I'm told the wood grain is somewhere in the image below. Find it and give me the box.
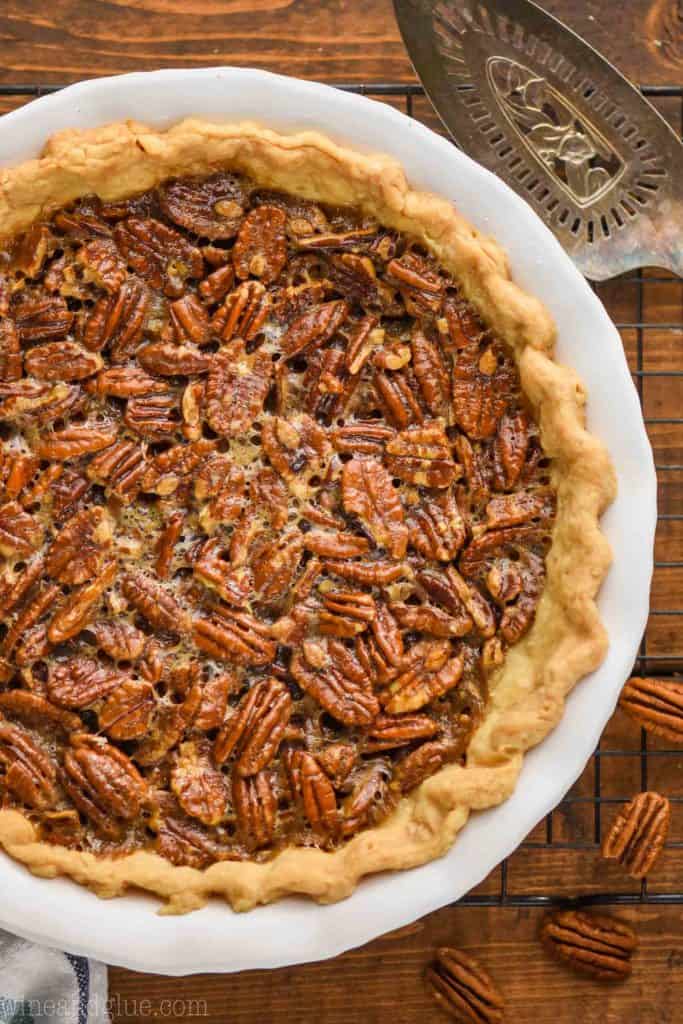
[3,1,681,1019]
[109,904,683,1023]
[0,0,679,96]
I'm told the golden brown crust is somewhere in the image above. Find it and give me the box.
[0,119,616,913]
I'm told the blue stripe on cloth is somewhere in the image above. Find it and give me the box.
[65,955,89,1024]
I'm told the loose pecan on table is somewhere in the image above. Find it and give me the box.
[540,909,637,981]
[425,947,505,1024]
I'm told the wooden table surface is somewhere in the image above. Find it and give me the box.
[1,2,682,1021]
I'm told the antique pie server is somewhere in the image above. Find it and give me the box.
[393,0,683,280]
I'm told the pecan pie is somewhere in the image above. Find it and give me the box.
[0,121,615,912]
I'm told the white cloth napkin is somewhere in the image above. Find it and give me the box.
[0,932,109,1024]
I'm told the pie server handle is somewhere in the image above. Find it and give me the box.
[393,0,683,281]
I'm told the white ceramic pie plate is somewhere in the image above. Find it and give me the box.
[0,68,656,974]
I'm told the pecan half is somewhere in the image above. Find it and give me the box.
[341,457,408,558]
[385,423,459,488]
[492,409,530,489]
[42,469,89,522]
[211,281,270,342]
[292,640,379,726]
[408,491,466,562]
[365,713,439,752]
[3,453,41,503]
[386,251,445,316]
[381,644,463,714]
[86,439,146,503]
[319,589,376,638]
[0,691,80,733]
[195,456,245,533]
[205,341,273,437]
[297,226,378,251]
[14,224,52,279]
[301,346,355,423]
[411,327,450,415]
[498,551,545,645]
[485,489,555,530]
[286,749,339,839]
[2,581,59,657]
[316,743,357,787]
[281,299,349,359]
[169,293,211,345]
[138,340,211,377]
[394,739,452,793]
[12,293,73,342]
[425,948,504,1024]
[155,512,183,579]
[193,607,276,667]
[330,255,379,308]
[99,678,155,741]
[344,314,381,373]
[141,438,215,497]
[419,567,496,639]
[120,571,191,635]
[452,344,513,440]
[232,772,277,850]
[171,739,228,826]
[62,735,147,838]
[198,266,235,306]
[214,677,291,775]
[374,368,424,428]
[252,532,304,603]
[0,319,22,381]
[194,672,237,732]
[232,204,287,284]
[323,558,407,587]
[36,425,117,461]
[124,392,180,440]
[91,620,147,662]
[76,236,127,292]
[459,524,543,579]
[160,173,247,239]
[0,555,44,617]
[253,189,329,237]
[83,279,149,360]
[341,764,392,837]
[0,380,73,422]
[0,500,43,557]
[113,217,203,297]
[87,365,168,398]
[541,910,637,981]
[181,378,204,439]
[47,562,116,643]
[618,677,683,742]
[602,791,670,878]
[390,601,472,639]
[0,721,58,810]
[46,507,113,584]
[14,622,52,666]
[47,655,127,708]
[332,422,395,457]
[154,801,223,869]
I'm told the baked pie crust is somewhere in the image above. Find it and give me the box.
[0,120,615,913]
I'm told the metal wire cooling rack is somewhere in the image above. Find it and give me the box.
[0,79,681,909]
